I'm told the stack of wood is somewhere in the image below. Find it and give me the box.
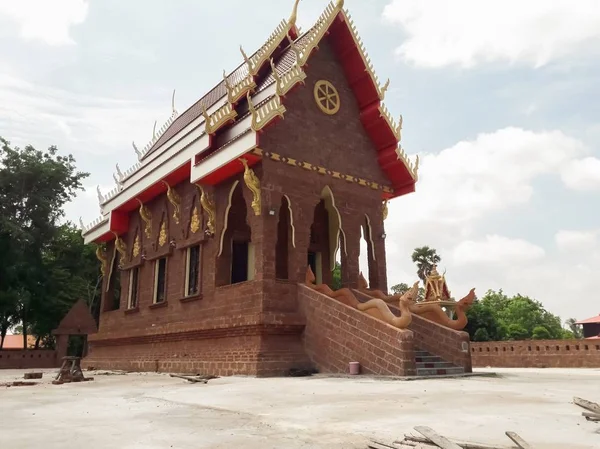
[573,396,600,422]
[53,356,93,385]
[169,373,219,384]
[368,426,532,449]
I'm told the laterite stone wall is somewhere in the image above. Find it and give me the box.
[471,340,600,368]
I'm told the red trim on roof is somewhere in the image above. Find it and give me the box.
[327,12,415,199]
[576,314,600,325]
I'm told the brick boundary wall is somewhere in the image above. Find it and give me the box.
[0,349,59,369]
[298,285,416,376]
[408,315,472,373]
[471,339,600,368]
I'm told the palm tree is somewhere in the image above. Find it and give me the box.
[411,246,441,283]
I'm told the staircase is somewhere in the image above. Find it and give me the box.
[415,349,465,377]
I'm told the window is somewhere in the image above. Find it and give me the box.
[185,245,201,297]
[153,258,167,303]
[128,267,139,309]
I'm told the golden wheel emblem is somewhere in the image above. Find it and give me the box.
[314,80,340,115]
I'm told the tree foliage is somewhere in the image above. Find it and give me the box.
[0,137,97,349]
[465,289,578,342]
[390,282,425,301]
[411,246,441,283]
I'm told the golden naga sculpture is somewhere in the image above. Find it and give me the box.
[162,181,181,224]
[196,184,216,235]
[239,158,261,216]
[113,233,127,267]
[304,266,414,330]
[95,245,107,276]
[136,199,152,238]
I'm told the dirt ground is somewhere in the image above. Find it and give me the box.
[0,367,598,448]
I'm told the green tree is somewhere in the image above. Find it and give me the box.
[564,318,583,339]
[465,300,504,341]
[473,328,491,342]
[390,283,425,300]
[0,137,89,348]
[532,326,551,340]
[332,262,342,290]
[411,246,441,283]
[506,323,529,340]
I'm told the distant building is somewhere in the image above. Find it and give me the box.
[576,314,600,339]
[2,335,37,349]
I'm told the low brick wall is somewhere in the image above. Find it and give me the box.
[298,285,416,376]
[408,315,472,373]
[471,340,600,368]
[0,349,59,369]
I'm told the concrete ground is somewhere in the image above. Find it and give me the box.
[0,368,598,448]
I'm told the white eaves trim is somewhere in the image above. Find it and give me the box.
[84,220,110,244]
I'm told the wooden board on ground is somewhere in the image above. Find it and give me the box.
[505,432,532,449]
[573,396,600,414]
[169,374,208,383]
[582,412,600,422]
[414,426,463,449]
[399,435,515,449]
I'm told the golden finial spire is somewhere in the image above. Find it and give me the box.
[336,0,344,9]
[288,0,301,27]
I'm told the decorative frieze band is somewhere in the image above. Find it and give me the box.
[251,148,394,194]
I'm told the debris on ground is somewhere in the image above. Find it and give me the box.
[1,381,39,387]
[53,356,94,385]
[92,370,128,376]
[169,373,219,384]
[287,367,319,377]
[573,396,600,422]
[369,426,531,449]
[24,372,43,379]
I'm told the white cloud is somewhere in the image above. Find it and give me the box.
[382,0,600,68]
[383,127,596,319]
[555,230,598,253]
[0,0,88,45]
[561,157,600,191]
[452,235,545,266]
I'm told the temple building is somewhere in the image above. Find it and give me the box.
[81,0,473,377]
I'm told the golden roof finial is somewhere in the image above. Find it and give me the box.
[397,114,403,142]
[152,120,157,141]
[336,0,344,9]
[240,45,253,73]
[288,0,301,27]
[171,89,177,114]
[379,79,390,100]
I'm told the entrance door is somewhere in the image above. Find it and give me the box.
[231,241,249,284]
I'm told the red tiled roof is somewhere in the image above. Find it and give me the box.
[1,335,36,349]
[144,29,313,160]
[576,314,600,325]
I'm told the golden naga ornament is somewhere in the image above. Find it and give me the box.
[113,233,128,267]
[136,199,152,238]
[162,181,181,224]
[132,235,140,258]
[196,184,216,235]
[158,221,167,247]
[96,246,108,276]
[190,206,201,234]
[314,80,340,115]
[382,200,388,221]
[239,158,261,216]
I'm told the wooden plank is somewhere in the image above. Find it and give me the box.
[400,435,512,449]
[505,432,532,449]
[368,442,399,449]
[168,374,208,383]
[573,396,600,414]
[414,426,463,449]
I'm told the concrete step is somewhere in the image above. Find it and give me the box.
[416,361,455,369]
[416,366,465,376]
[415,355,444,363]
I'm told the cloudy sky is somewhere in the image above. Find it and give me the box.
[1,0,599,321]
